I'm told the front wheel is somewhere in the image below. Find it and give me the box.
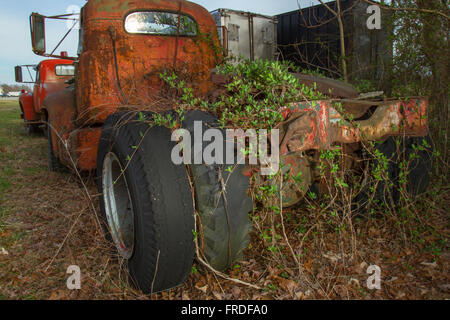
[46,119,63,172]
[97,112,195,294]
[25,123,40,135]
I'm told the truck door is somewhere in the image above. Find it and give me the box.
[32,63,42,114]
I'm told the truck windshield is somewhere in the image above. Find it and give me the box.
[124,11,197,36]
[55,65,75,76]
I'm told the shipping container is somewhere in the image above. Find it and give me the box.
[276,0,392,88]
[211,8,278,61]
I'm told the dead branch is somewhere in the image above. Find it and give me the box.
[362,0,450,20]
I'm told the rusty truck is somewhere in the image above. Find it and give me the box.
[15,58,75,134]
[28,0,432,293]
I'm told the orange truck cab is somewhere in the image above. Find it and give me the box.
[15,58,75,132]
[28,0,219,170]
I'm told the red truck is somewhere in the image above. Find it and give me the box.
[26,0,432,294]
[15,58,75,133]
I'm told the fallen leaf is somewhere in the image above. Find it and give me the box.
[267,266,280,278]
[441,252,450,261]
[231,286,241,299]
[348,278,360,287]
[437,284,450,292]
[49,290,67,300]
[420,261,437,268]
[278,278,297,295]
[396,292,406,299]
[303,259,313,273]
[0,247,8,255]
[385,277,398,283]
[295,291,305,300]
[252,270,262,278]
[182,291,190,300]
[323,251,342,263]
[252,294,263,300]
[212,292,223,300]
[360,261,368,271]
[419,288,429,296]
[369,227,380,236]
[305,290,313,298]
[195,284,208,294]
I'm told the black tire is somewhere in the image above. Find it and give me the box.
[183,111,253,271]
[398,136,433,197]
[47,120,63,172]
[97,112,195,294]
[353,138,398,217]
[25,124,40,135]
[355,136,433,215]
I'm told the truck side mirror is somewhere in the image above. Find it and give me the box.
[15,66,23,83]
[30,13,46,55]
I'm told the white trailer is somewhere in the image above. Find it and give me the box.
[210,8,278,61]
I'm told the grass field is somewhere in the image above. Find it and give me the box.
[0,100,448,300]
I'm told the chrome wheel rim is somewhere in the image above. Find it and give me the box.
[102,152,135,259]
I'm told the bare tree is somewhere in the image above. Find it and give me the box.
[318,0,349,82]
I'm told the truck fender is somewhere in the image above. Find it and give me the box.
[19,92,37,121]
[41,87,77,161]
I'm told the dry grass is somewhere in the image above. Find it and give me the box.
[0,101,448,300]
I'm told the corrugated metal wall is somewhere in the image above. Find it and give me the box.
[277,0,392,89]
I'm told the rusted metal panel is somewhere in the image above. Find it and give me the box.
[66,128,102,171]
[43,86,78,162]
[279,98,429,155]
[332,98,429,144]
[292,73,359,99]
[279,153,312,207]
[77,0,222,125]
[19,92,36,121]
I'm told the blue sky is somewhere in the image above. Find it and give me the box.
[0,0,328,84]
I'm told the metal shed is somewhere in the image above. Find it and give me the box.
[211,8,278,61]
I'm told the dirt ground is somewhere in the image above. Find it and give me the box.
[0,101,448,300]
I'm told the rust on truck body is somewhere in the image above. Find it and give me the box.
[276,97,428,206]
[37,0,221,171]
[279,98,429,156]
[76,0,221,125]
[30,0,429,177]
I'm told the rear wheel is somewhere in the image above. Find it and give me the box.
[183,111,253,271]
[398,136,433,197]
[355,136,433,215]
[97,112,195,293]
